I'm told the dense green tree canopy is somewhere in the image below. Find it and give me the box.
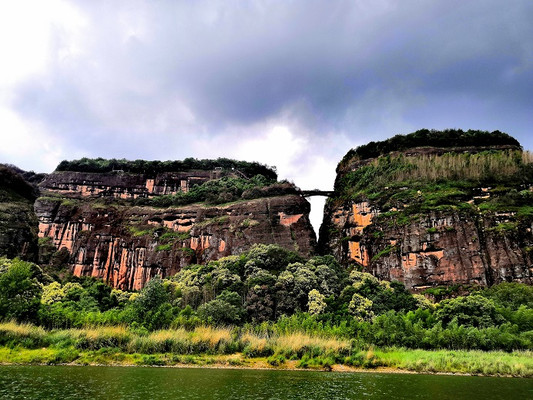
[56,157,277,180]
[1,245,532,352]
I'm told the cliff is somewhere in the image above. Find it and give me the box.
[0,164,39,261]
[319,129,533,290]
[35,160,316,290]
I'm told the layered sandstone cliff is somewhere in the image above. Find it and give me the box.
[319,130,533,290]
[39,169,222,200]
[35,163,315,290]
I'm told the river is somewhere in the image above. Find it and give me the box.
[0,366,531,399]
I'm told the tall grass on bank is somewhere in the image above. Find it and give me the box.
[241,330,351,359]
[0,321,350,359]
[375,348,533,377]
[1,322,532,376]
[0,321,47,348]
[129,327,236,354]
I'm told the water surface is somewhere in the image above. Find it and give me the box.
[0,366,531,399]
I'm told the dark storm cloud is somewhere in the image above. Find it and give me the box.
[7,0,533,165]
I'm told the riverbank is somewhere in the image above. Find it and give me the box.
[0,347,531,377]
[1,322,531,377]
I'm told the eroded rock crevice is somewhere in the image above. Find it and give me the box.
[35,168,316,290]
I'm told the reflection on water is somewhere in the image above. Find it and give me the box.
[0,366,531,400]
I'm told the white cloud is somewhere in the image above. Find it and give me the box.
[234,126,305,179]
[0,0,86,87]
[0,0,86,171]
[0,108,64,172]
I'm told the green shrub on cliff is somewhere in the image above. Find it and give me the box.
[337,151,531,199]
[133,175,295,207]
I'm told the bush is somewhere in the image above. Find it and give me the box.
[482,282,533,310]
[0,259,43,323]
[198,298,243,325]
[435,294,505,328]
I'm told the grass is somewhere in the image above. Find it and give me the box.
[0,321,47,347]
[179,247,195,256]
[485,222,519,234]
[128,225,155,237]
[155,243,173,252]
[374,348,533,376]
[160,231,190,241]
[0,322,531,376]
[241,331,351,359]
[240,218,260,228]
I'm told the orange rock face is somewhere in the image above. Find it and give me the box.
[320,196,533,290]
[38,170,220,200]
[351,202,375,233]
[35,177,316,290]
[278,212,303,226]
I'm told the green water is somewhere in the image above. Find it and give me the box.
[0,366,531,399]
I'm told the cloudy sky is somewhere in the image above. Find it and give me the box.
[1,0,532,230]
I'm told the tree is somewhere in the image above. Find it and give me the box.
[41,282,66,305]
[198,291,244,325]
[482,282,533,310]
[308,289,326,315]
[128,276,174,330]
[134,276,170,314]
[246,285,274,322]
[349,293,374,322]
[211,267,242,294]
[85,280,117,311]
[246,244,302,273]
[0,258,43,322]
[435,294,505,328]
[275,270,297,316]
[291,263,318,310]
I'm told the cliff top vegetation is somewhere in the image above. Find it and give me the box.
[338,129,521,171]
[333,130,533,215]
[332,149,533,225]
[55,157,278,181]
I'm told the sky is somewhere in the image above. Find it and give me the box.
[1,0,532,231]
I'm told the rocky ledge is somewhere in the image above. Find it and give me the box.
[319,130,533,290]
[35,161,316,289]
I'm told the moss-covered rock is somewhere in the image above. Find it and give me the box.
[0,165,38,261]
